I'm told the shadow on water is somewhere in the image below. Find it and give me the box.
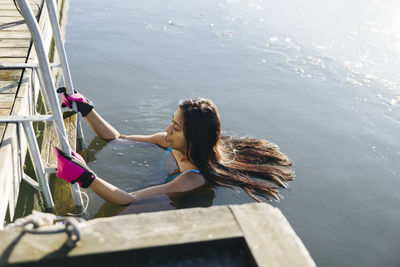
[94,184,215,218]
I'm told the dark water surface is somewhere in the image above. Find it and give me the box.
[61,0,400,266]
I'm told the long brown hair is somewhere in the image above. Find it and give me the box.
[179,98,294,201]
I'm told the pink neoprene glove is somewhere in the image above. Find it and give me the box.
[57,87,94,117]
[54,147,96,188]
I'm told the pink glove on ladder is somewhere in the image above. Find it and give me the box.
[54,147,96,188]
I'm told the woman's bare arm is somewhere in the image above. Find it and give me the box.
[89,177,135,205]
[119,132,168,148]
[84,110,168,147]
[85,110,120,140]
[88,172,206,205]
[129,173,206,200]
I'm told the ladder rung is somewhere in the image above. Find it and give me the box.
[0,63,61,69]
[45,167,57,173]
[0,115,53,123]
[22,174,41,191]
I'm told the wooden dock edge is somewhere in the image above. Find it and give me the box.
[0,203,316,267]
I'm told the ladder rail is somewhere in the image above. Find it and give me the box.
[14,0,84,212]
[16,123,41,192]
[0,63,61,69]
[44,0,86,207]
[0,115,53,123]
[22,121,55,212]
[15,0,70,154]
[44,0,74,94]
[45,0,85,142]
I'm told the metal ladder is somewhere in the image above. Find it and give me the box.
[0,0,84,213]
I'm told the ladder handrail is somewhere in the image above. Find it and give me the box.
[45,0,85,142]
[16,0,70,154]
[0,63,61,69]
[45,0,74,95]
[0,115,53,123]
[14,0,84,212]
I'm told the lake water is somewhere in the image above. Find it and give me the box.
[58,0,400,266]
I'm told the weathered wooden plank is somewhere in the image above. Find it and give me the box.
[0,69,22,81]
[10,71,31,110]
[230,204,316,267]
[0,39,30,48]
[0,123,5,139]
[0,93,15,109]
[0,57,27,63]
[8,97,21,114]
[0,1,40,9]
[0,6,39,13]
[0,205,243,264]
[0,84,26,221]
[0,0,41,4]
[0,81,19,94]
[0,109,11,116]
[0,47,30,57]
[0,10,22,17]
[0,105,12,113]
[0,16,25,23]
[0,0,41,2]
[0,7,39,13]
[0,93,16,101]
[0,129,14,224]
[0,203,316,266]
[0,4,18,9]
[1,122,22,221]
[79,206,242,254]
[6,68,32,220]
[0,24,28,31]
[0,30,31,38]
[0,22,28,31]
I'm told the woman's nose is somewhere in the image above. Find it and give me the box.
[165,125,171,134]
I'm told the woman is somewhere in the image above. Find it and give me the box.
[55,88,294,205]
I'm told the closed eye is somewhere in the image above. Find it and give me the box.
[169,119,180,132]
[171,115,183,130]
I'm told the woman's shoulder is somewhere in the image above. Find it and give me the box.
[179,170,206,185]
[168,170,206,191]
[151,132,169,148]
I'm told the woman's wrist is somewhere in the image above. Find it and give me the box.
[128,192,137,202]
[119,134,127,139]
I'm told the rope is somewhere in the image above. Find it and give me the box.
[5,210,84,247]
[63,191,90,217]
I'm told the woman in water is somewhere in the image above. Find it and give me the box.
[55,88,294,205]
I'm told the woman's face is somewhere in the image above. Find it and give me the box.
[165,108,187,153]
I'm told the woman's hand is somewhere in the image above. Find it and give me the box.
[54,147,96,188]
[57,87,94,117]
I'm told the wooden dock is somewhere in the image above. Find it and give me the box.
[0,203,316,266]
[0,0,73,227]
